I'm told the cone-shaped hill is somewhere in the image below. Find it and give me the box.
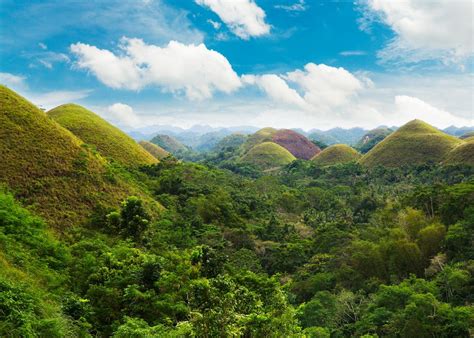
[240,127,277,153]
[150,134,188,154]
[240,142,296,170]
[360,120,462,167]
[0,86,159,227]
[48,104,157,166]
[312,144,361,166]
[444,138,474,166]
[272,129,321,160]
[139,141,169,160]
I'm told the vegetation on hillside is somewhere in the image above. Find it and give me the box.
[272,129,321,160]
[312,144,361,166]
[360,120,462,167]
[150,134,189,155]
[444,138,474,165]
[139,141,169,160]
[355,127,392,153]
[48,104,157,167]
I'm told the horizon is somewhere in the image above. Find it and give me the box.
[1,0,473,130]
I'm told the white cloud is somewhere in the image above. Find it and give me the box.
[70,37,242,100]
[207,19,221,30]
[0,72,27,89]
[285,63,365,110]
[36,51,70,69]
[361,0,474,65]
[340,50,366,56]
[196,0,270,39]
[393,95,470,128]
[106,103,141,127]
[274,0,307,12]
[38,42,47,50]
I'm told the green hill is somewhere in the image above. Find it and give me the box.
[444,138,474,166]
[355,127,392,154]
[0,86,161,227]
[312,144,361,166]
[240,141,296,170]
[150,134,188,154]
[240,127,277,154]
[460,131,474,139]
[360,120,462,167]
[48,104,157,166]
[139,141,169,160]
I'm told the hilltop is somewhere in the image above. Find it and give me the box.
[139,141,169,160]
[240,127,277,154]
[355,127,392,154]
[150,134,189,154]
[0,86,159,227]
[312,144,361,166]
[272,129,321,160]
[360,120,462,167]
[48,104,157,166]
[240,141,296,170]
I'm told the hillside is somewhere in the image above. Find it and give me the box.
[360,120,462,167]
[355,127,392,153]
[240,141,296,170]
[0,86,158,227]
[312,144,361,166]
[240,127,277,154]
[272,129,321,160]
[150,134,189,154]
[460,131,474,139]
[444,138,474,165]
[139,141,169,160]
[48,104,156,166]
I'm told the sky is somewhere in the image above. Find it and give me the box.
[0,0,473,130]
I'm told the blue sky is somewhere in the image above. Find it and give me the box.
[1,0,473,130]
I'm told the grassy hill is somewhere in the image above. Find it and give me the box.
[0,86,160,227]
[272,129,321,160]
[460,131,474,139]
[360,120,462,167]
[444,138,474,166]
[139,141,169,160]
[240,141,296,170]
[48,104,157,166]
[312,144,361,166]
[150,134,188,154]
[355,127,392,154]
[240,127,277,154]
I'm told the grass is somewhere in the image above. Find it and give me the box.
[271,129,320,160]
[240,127,277,154]
[48,104,157,167]
[312,144,361,166]
[0,86,161,228]
[150,134,188,154]
[444,138,474,165]
[360,120,462,168]
[240,141,296,169]
[139,141,169,160]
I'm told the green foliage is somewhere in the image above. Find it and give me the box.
[139,140,169,160]
[240,141,296,170]
[312,144,361,166]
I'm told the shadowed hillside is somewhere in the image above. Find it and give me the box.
[360,120,462,167]
[240,127,277,154]
[0,86,159,227]
[139,140,169,160]
[356,127,392,154]
[48,104,157,166]
[444,138,474,165]
[312,144,361,166]
[150,134,189,154]
[272,129,321,160]
[240,141,296,170]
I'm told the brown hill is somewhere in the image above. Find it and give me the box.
[272,129,321,160]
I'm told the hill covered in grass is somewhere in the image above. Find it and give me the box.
[272,129,321,160]
[150,134,189,154]
[312,144,361,166]
[356,127,392,153]
[444,138,474,166]
[48,104,157,166]
[139,141,169,160]
[240,141,296,170]
[0,86,159,227]
[360,120,462,167]
[240,127,277,154]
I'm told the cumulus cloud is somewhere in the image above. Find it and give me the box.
[196,0,270,39]
[393,95,471,128]
[70,37,242,100]
[106,103,141,127]
[360,0,474,65]
[29,90,91,109]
